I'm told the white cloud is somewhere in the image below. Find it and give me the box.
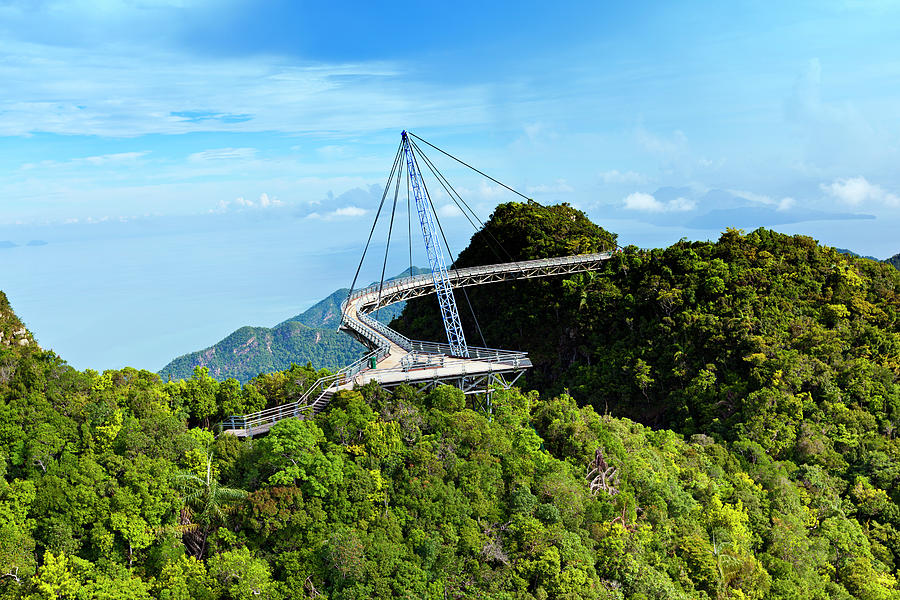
[258,193,281,208]
[526,179,574,194]
[307,205,369,220]
[622,192,697,213]
[188,148,257,162]
[784,59,891,172]
[0,36,503,138]
[635,126,688,157]
[598,170,646,184]
[730,189,774,205]
[333,206,366,217]
[437,203,463,218]
[669,197,698,211]
[729,189,798,212]
[79,151,149,166]
[478,181,506,199]
[316,145,349,158]
[821,176,899,207]
[777,197,795,211]
[623,192,661,211]
[216,193,282,212]
[21,151,150,170]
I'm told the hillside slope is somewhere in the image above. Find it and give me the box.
[159,268,423,382]
[158,321,362,383]
[0,290,38,352]
[3,213,900,596]
[395,203,900,441]
[396,201,900,589]
[888,252,900,270]
[1,291,899,597]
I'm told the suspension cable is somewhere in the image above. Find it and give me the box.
[409,131,533,202]
[350,133,530,344]
[376,155,403,320]
[408,143,489,347]
[409,137,518,266]
[345,141,403,311]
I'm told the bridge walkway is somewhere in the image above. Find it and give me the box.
[219,250,616,437]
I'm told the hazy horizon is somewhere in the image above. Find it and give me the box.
[3,0,900,370]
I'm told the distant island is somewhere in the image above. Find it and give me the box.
[0,239,48,248]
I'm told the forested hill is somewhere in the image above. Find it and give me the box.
[158,268,425,382]
[0,291,38,352]
[889,252,900,270]
[3,204,900,597]
[3,286,900,598]
[395,202,900,441]
[158,321,362,383]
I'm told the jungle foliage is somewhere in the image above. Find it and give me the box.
[3,341,900,598]
[1,202,899,598]
[887,253,900,271]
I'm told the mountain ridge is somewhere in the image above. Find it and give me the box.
[2,203,900,598]
[159,267,427,382]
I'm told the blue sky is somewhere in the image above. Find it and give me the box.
[2,0,900,370]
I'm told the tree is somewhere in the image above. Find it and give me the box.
[207,547,280,600]
[172,452,246,558]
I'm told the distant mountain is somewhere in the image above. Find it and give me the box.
[276,265,428,329]
[834,247,899,269]
[158,321,363,383]
[159,266,428,383]
[0,240,48,248]
[834,247,879,261]
[277,286,407,330]
[887,252,900,270]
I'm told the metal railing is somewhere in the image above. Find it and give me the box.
[355,310,527,363]
[357,310,411,350]
[346,250,617,304]
[219,252,619,434]
[219,341,529,435]
[219,341,391,434]
[401,351,445,371]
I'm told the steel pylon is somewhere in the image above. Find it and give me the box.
[401,131,469,358]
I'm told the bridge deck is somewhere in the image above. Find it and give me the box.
[219,250,615,437]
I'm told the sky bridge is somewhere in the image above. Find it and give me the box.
[219,251,615,437]
[219,132,617,437]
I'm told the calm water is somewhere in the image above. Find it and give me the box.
[1,209,893,372]
[0,213,399,371]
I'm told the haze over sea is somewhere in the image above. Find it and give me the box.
[2,205,894,372]
[3,1,900,371]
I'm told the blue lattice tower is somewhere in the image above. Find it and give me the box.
[401,131,469,357]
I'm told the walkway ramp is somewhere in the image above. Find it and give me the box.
[219,251,615,437]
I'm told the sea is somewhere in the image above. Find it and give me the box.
[1,208,893,373]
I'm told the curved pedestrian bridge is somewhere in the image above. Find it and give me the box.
[220,251,616,437]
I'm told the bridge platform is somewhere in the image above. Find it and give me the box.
[219,251,615,437]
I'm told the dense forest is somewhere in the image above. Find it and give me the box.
[888,253,900,271]
[2,202,900,598]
